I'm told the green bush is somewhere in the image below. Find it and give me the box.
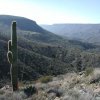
[39,76,53,83]
[0,90,5,95]
[84,67,94,76]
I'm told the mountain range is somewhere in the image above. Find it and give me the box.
[41,24,100,45]
[0,15,100,85]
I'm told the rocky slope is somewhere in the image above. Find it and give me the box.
[0,68,100,100]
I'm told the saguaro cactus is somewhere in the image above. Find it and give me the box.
[7,21,18,91]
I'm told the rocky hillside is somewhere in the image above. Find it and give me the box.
[0,68,100,100]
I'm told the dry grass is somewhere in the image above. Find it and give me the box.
[38,76,53,83]
[84,67,94,76]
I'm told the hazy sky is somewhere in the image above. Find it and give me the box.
[0,0,100,24]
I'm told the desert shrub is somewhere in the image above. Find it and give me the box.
[38,76,53,83]
[18,81,25,87]
[84,67,94,76]
[47,88,63,97]
[89,69,100,84]
[0,91,27,100]
[66,88,96,100]
[0,90,5,95]
[32,91,48,100]
[24,86,37,97]
[68,77,80,89]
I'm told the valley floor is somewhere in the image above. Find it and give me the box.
[0,68,100,100]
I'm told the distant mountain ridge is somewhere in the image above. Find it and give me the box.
[41,24,100,45]
[0,15,64,43]
[0,15,48,33]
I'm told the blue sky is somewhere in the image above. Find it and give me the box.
[0,0,100,24]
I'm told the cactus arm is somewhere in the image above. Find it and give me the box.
[8,40,12,51]
[7,51,13,63]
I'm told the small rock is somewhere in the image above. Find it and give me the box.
[54,97,60,100]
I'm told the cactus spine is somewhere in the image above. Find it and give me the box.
[7,21,18,91]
